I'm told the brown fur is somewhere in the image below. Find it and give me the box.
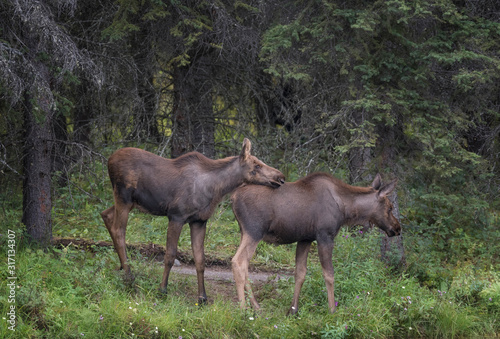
[231,173,401,315]
[101,139,285,303]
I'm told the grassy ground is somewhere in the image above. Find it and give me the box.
[0,176,499,338]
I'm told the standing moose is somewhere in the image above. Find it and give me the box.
[231,172,401,315]
[101,139,285,303]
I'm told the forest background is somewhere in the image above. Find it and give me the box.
[0,0,499,338]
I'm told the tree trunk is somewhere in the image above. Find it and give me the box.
[22,71,55,247]
[53,107,68,187]
[349,146,373,183]
[348,110,373,184]
[348,110,375,233]
[171,65,192,158]
[348,112,406,267]
[377,125,406,268]
[73,80,93,147]
[171,55,214,158]
[130,25,161,142]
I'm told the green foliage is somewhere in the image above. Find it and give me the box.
[260,0,500,220]
[321,322,349,339]
[102,0,170,41]
[403,172,498,272]
[479,282,500,315]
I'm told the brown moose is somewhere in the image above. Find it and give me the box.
[231,172,401,315]
[101,139,285,303]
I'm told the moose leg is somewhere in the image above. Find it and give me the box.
[101,204,134,282]
[231,234,261,310]
[317,239,336,313]
[190,221,208,304]
[160,220,184,294]
[287,241,312,316]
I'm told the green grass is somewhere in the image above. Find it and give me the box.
[0,172,499,338]
[1,217,498,338]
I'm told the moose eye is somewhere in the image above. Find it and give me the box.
[255,164,261,170]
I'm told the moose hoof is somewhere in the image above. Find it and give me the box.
[286,306,299,316]
[197,296,208,305]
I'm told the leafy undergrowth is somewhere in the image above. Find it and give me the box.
[1,221,498,338]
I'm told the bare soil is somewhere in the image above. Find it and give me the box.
[52,237,293,303]
[52,237,292,284]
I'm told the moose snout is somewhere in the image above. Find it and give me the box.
[270,174,285,188]
[386,230,397,237]
[387,225,401,237]
[276,173,286,186]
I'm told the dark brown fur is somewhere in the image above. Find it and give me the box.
[231,173,401,315]
[101,139,284,303]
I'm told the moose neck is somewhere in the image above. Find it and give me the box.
[340,189,375,227]
[206,156,246,198]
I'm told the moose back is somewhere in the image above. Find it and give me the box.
[101,139,285,303]
[231,172,401,315]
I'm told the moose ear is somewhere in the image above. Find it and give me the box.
[240,138,252,162]
[371,173,382,190]
[377,179,397,198]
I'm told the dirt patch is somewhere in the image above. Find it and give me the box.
[171,263,290,283]
[53,237,231,266]
[52,237,293,306]
[52,237,292,283]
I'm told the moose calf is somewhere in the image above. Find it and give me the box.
[231,173,401,315]
[101,139,285,303]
